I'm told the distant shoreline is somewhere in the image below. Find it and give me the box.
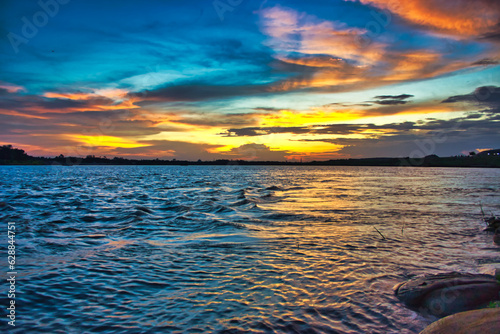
[2,145,500,168]
[2,158,500,168]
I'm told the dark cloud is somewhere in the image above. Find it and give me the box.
[374,94,414,100]
[372,94,414,105]
[442,86,500,112]
[295,115,500,158]
[253,107,285,112]
[222,122,417,137]
[471,58,500,66]
[324,102,373,107]
[479,22,500,41]
[222,126,310,137]
[134,82,273,102]
[465,113,484,119]
[170,112,263,127]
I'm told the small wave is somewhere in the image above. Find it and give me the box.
[265,185,282,191]
[161,204,191,213]
[0,202,14,211]
[81,215,99,222]
[213,205,235,214]
[78,234,107,239]
[135,205,154,214]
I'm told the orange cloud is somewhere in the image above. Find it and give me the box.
[42,88,140,112]
[0,109,49,119]
[354,0,500,36]
[43,92,96,100]
[260,6,484,93]
[384,51,441,81]
[44,89,129,101]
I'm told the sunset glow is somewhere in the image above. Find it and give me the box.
[1,0,499,160]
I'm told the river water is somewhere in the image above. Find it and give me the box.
[0,165,499,333]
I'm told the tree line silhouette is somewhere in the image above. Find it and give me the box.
[1,144,499,167]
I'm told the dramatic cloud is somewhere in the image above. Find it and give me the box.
[259,5,384,90]
[352,0,500,36]
[1,1,499,160]
[261,6,384,64]
[258,6,481,93]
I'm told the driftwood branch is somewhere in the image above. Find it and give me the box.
[373,226,386,240]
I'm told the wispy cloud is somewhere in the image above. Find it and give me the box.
[0,82,25,93]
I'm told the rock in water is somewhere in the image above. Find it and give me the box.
[419,308,500,334]
[494,229,500,245]
[394,272,500,317]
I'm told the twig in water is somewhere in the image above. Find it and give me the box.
[373,226,386,240]
[480,202,485,220]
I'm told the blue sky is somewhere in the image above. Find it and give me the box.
[1,0,499,160]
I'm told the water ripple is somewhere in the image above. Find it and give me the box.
[0,165,499,333]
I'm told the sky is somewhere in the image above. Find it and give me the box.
[1,0,499,161]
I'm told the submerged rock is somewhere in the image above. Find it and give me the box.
[394,272,500,317]
[419,307,500,334]
[485,216,500,232]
